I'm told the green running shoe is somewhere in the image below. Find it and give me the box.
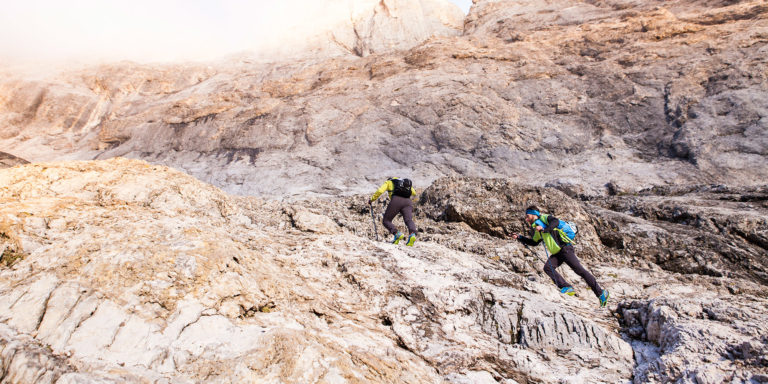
[560,287,575,296]
[392,232,405,244]
[406,233,416,246]
[599,290,610,307]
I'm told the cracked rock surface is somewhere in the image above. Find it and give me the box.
[1,1,767,382]
[1,159,766,383]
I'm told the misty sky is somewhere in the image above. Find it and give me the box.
[450,0,472,13]
[0,0,472,65]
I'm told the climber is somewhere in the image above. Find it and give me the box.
[511,205,610,307]
[370,177,418,246]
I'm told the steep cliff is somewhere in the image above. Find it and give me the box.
[0,0,765,197]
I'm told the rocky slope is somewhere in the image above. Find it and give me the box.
[1,159,767,383]
[1,0,766,197]
[1,1,767,382]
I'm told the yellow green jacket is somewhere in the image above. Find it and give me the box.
[518,214,571,255]
[531,228,563,255]
[370,178,417,202]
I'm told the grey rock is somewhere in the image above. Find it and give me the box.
[0,0,766,198]
[618,297,768,384]
[0,152,28,168]
[1,0,767,382]
[588,186,768,284]
[0,159,642,383]
[1,160,767,382]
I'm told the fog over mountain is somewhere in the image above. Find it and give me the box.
[1,1,767,383]
[0,0,464,65]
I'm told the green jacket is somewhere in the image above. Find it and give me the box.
[522,214,571,255]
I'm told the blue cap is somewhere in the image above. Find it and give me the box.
[525,209,540,216]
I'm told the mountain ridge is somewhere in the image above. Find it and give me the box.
[1,0,765,198]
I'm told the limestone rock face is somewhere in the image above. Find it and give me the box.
[414,176,768,383]
[1,1,767,382]
[286,206,341,234]
[418,177,768,283]
[587,185,768,284]
[618,296,768,384]
[248,0,464,59]
[0,0,766,198]
[0,159,444,383]
[1,160,766,383]
[330,0,465,57]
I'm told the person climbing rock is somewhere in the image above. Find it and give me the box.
[512,205,609,307]
[370,177,418,246]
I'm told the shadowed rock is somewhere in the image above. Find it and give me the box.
[0,152,29,168]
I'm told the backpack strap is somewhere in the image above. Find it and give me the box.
[533,213,573,244]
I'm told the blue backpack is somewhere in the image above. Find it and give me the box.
[559,220,578,241]
[536,214,578,242]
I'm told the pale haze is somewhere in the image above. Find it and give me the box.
[0,0,470,65]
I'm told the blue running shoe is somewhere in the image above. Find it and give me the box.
[560,287,575,296]
[406,233,416,246]
[392,232,405,244]
[599,290,610,307]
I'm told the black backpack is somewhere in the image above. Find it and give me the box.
[390,178,412,198]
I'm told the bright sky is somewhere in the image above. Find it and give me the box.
[451,0,472,14]
[0,0,472,65]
